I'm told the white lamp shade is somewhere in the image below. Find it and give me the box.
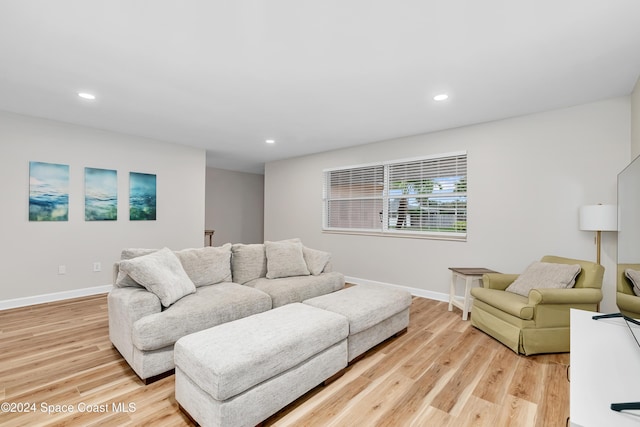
[579,204,617,231]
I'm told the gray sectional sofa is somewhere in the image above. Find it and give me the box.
[107,239,344,382]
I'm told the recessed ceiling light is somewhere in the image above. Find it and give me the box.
[78,92,96,100]
[433,94,449,101]
[265,139,275,144]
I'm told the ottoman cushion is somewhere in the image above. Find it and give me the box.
[303,285,412,334]
[174,303,349,401]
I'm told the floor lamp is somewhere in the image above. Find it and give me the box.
[579,204,617,264]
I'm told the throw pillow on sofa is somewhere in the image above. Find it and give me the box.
[175,244,232,287]
[303,246,331,275]
[231,243,268,284]
[118,247,196,307]
[265,239,311,279]
[115,248,158,287]
[505,261,581,297]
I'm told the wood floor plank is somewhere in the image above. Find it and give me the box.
[398,328,462,380]
[429,343,495,415]
[534,362,570,427]
[472,344,520,404]
[327,372,415,427]
[0,293,570,426]
[495,394,538,427]
[270,375,371,426]
[375,362,455,427]
[454,395,499,427]
[410,405,455,426]
[508,356,551,408]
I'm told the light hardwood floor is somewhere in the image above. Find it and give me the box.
[0,294,570,426]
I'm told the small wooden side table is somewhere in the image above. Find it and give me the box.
[205,230,215,246]
[448,267,498,320]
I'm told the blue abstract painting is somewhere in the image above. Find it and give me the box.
[29,161,70,221]
[129,172,156,221]
[85,167,117,221]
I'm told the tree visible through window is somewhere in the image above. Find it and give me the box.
[323,152,467,240]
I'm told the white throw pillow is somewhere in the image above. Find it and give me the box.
[505,261,581,298]
[265,239,310,279]
[119,247,196,307]
[175,244,232,287]
[231,243,267,284]
[115,248,159,287]
[303,246,331,275]
[121,248,158,260]
[625,269,640,296]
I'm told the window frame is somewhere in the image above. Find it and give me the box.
[322,151,467,241]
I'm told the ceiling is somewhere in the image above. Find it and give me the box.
[1,1,640,174]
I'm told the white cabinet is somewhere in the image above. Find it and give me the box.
[570,309,640,426]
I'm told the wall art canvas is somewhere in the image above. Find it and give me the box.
[85,167,117,221]
[129,172,156,221]
[29,161,70,221]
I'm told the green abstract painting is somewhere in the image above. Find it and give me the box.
[129,172,156,221]
[85,167,117,221]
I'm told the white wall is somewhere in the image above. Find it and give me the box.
[0,111,206,306]
[205,167,264,245]
[264,98,630,312]
[632,76,640,158]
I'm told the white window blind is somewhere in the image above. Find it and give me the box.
[324,165,384,231]
[323,152,467,240]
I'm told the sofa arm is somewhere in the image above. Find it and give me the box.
[528,287,603,305]
[482,273,518,291]
[107,287,161,361]
[109,287,161,320]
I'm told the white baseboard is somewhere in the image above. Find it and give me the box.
[0,284,113,311]
[344,276,449,303]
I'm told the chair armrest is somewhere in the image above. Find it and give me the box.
[482,273,519,291]
[528,287,603,305]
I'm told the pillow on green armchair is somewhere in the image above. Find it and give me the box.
[624,269,640,296]
[505,261,581,297]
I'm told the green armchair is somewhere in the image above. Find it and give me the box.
[617,263,640,318]
[470,255,604,355]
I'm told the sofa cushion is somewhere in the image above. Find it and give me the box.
[505,261,581,297]
[303,247,331,275]
[119,247,196,307]
[303,285,412,334]
[625,269,640,296]
[231,243,267,285]
[175,244,232,287]
[116,246,233,288]
[132,282,272,351]
[265,240,310,279]
[246,271,345,308]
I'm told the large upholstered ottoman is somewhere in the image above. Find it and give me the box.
[303,285,412,362]
[174,303,349,427]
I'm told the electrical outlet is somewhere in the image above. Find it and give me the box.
[93,262,101,272]
[58,265,66,275]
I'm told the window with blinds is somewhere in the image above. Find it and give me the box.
[323,151,467,240]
